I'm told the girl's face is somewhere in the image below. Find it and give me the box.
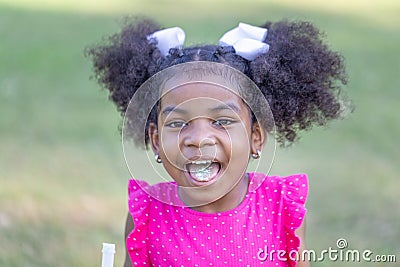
[149,82,264,206]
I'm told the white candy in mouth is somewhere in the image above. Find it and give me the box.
[192,166,212,181]
[187,160,220,182]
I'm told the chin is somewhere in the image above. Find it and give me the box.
[177,176,239,207]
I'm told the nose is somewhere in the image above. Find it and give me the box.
[181,118,216,148]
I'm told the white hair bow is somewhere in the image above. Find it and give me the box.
[219,23,269,60]
[147,22,269,61]
[147,27,185,56]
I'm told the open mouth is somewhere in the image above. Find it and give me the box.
[185,160,221,185]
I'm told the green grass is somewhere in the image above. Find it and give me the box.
[0,0,399,266]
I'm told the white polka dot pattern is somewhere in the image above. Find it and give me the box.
[126,173,308,267]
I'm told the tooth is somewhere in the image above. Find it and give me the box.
[191,160,210,165]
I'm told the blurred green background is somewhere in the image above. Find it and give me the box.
[0,0,399,266]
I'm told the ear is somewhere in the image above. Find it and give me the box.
[250,122,266,155]
[148,122,160,156]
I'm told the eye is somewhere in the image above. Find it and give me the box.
[213,119,233,127]
[165,121,188,128]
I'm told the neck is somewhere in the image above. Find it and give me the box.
[190,174,249,213]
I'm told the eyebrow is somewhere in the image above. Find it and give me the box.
[161,106,187,116]
[210,103,241,113]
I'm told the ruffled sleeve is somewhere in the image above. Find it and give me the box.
[282,174,308,266]
[126,179,152,266]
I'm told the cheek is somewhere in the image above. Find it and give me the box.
[226,124,252,150]
[159,131,181,158]
[219,131,250,183]
[230,140,251,163]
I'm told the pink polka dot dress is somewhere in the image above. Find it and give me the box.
[127,172,308,267]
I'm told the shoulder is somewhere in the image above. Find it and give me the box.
[128,179,179,212]
[249,173,308,217]
[128,179,152,208]
[128,178,175,201]
[249,172,308,198]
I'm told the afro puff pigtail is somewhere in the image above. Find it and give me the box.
[249,20,348,145]
[85,18,164,116]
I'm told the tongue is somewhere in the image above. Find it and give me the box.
[188,162,220,182]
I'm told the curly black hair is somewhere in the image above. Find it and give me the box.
[85,17,348,146]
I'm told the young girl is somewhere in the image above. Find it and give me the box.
[86,17,347,267]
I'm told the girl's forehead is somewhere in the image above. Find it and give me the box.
[159,82,245,111]
[159,82,251,120]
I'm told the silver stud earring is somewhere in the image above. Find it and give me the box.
[155,154,162,163]
[251,150,261,159]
